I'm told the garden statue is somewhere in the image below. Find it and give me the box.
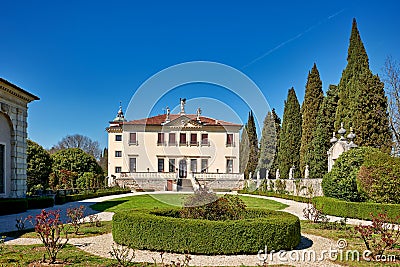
[180,98,186,114]
[276,169,280,179]
[256,170,261,188]
[304,165,309,179]
[289,165,295,179]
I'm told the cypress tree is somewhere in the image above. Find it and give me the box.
[309,85,338,178]
[239,124,249,174]
[269,109,281,178]
[240,111,259,178]
[278,88,302,179]
[300,63,324,176]
[335,18,391,151]
[257,110,278,172]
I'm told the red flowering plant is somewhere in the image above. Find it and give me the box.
[354,212,400,259]
[66,205,86,234]
[27,209,69,263]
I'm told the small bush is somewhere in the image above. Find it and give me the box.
[357,152,400,204]
[313,196,400,220]
[113,208,301,255]
[55,188,130,204]
[322,147,380,202]
[179,189,246,220]
[27,197,54,209]
[0,198,27,215]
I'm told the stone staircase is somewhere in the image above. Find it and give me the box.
[178,178,194,192]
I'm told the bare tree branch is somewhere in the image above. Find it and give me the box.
[50,134,101,159]
[383,56,400,155]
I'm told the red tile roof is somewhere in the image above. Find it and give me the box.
[122,114,241,127]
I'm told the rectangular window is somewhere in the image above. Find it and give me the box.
[201,133,209,145]
[158,158,164,172]
[226,134,234,146]
[0,144,4,193]
[115,151,122,157]
[190,133,197,145]
[157,133,165,145]
[169,133,176,145]
[226,159,233,173]
[129,158,136,172]
[201,159,208,173]
[180,133,186,145]
[129,133,137,144]
[115,135,122,141]
[115,166,122,173]
[190,159,197,173]
[169,159,175,172]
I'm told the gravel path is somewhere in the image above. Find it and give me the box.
[2,191,372,266]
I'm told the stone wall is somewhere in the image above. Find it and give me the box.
[251,178,323,197]
[0,80,38,198]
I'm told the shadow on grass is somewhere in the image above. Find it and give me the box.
[89,200,129,212]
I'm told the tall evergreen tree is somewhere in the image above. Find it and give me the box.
[239,124,249,174]
[240,111,259,178]
[257,110,278,172]
[278,88,302,179]
[335,18,391,151]
[300,63,324,176]
[309,85,338,178]
[269,109,281,178]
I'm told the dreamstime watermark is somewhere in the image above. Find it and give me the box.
[257,239,397,263]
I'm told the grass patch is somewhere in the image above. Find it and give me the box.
[0,244,126,266]
[301,221,400,266]
[1,221,112,239]
[91,193,288,212]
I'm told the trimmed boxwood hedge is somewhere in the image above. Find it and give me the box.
[27,197,54,209]
[313,196,400,220]
[113,208,301,255]
[238,189,310,203]
[55,188,131,204]
[0,198,28,215]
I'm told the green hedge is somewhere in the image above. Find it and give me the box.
[0,199,28,215]
[55,188,131,204]
[238,189,310,203]
[113,208,301,255]
[313,196,400,220]
[27,197,54,209]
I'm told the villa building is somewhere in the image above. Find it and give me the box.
[107,99,244,191]
[0,78,39,198]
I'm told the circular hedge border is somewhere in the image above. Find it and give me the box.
[112,208,301,255]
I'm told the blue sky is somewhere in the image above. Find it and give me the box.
[1,0,399,149]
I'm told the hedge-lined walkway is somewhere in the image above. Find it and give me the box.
[241,194,372,226]
[1,191,373,266]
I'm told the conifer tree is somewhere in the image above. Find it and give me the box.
[278,88,302,179]
[309,85,338,177]
[239,124,249,174]
[335,18,391,151]
[300,63,324,176]
[240,111,259,178]
[257,110,278,172]
[269,109,281,178]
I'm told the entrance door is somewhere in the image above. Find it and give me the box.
[179,159,187,178]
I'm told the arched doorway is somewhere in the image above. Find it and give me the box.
[178,159,187,178]
[0,112,12,195]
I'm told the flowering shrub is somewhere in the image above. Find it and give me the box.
[354,212,400,258]
[66,205,86,234]
[28,209,69,263]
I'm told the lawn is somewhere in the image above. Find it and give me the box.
[90,193,288,212]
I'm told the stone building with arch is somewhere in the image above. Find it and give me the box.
[0,78,39,198]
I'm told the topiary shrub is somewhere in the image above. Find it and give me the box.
[113,208,301,255]
[27,197,54,209]
[322,147,380,202]
[357,152,400,204]
[179,189,246,220]
[0,199,27,215]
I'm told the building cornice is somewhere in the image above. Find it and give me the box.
[0,78,40,103]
